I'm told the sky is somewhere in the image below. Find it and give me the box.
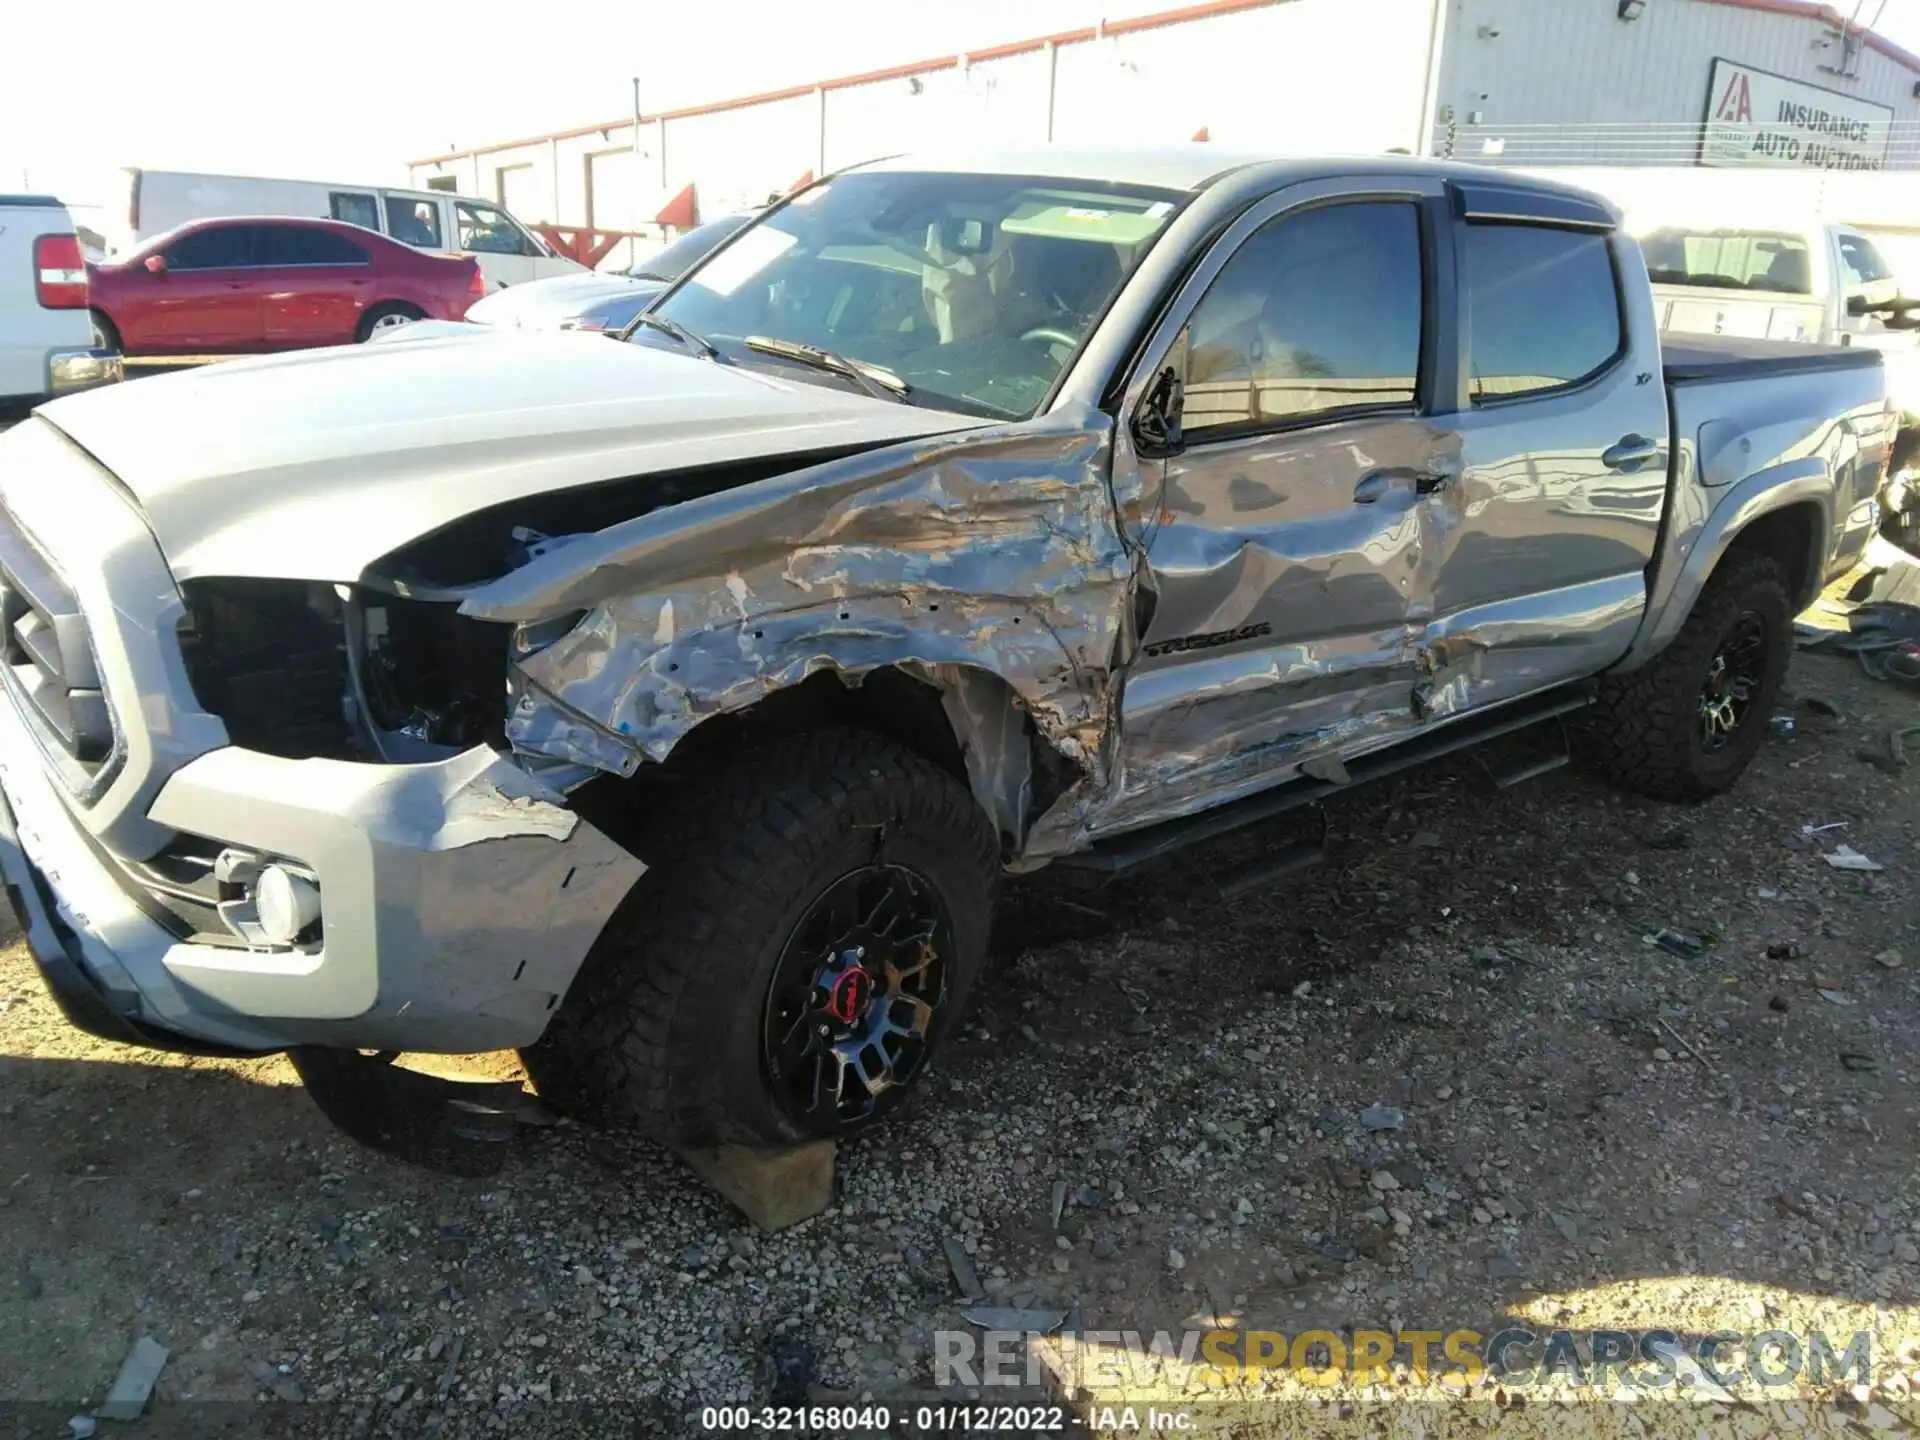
[6,0,1920,212]
[1,0,1115,208]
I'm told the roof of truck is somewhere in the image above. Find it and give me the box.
[853,146,1618,208]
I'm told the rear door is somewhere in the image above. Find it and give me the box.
[259,225,373,348]
[145,224,266,351]
[1101,175,1457,832]
[1419,185,1670,716]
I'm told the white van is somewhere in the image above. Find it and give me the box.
[108,170,585,292]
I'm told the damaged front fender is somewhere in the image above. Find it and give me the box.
[461,411,1135,855]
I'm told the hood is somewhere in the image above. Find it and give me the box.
[464,272,659,328]
[35,324,986,583]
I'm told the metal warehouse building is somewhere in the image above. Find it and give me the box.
[408,0,1920,256]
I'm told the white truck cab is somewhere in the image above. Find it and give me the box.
[0,194,122,405]
[110,170,586,293]
[1631,218,1920,418]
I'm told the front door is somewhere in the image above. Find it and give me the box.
[1098,178,1457,837]
[454,199,541,288]
[144,224,267,353]
[1427,208,1670,717]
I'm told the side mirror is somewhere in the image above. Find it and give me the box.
[1847,292,1871,317]
[143,254,167,275]
[1132,366,1186,455]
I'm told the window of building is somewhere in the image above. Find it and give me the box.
[1179,201,1424,437]
[1464,224,1623,402]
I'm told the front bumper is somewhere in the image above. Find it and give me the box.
[0,686,643,1054]
[48,348,122,394]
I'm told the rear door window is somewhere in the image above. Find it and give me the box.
[385,196,443,249]
[261,227,370,266]
[165,225,257,270]
[1462,224,1623,402]
[328,192,379,231]
[1179,201,1425,437]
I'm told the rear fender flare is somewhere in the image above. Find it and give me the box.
[1616,459,1831,672]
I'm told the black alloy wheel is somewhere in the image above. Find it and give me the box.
[762,863,954,1133]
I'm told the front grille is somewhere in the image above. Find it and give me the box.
[0,501,114,774]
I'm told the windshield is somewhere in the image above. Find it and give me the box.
[1637,226,1813,295]
[644,170,1182,419]
[631,214,754,281]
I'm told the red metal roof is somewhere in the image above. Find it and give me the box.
[1701,0,1920,74]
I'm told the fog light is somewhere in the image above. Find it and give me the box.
[256,865,321,945]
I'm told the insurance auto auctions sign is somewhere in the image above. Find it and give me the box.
[1700,58,1894,170]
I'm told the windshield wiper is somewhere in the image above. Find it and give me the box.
[742,335,910,402]
[626,311,722,360]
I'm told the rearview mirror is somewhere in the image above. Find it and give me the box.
[1847,292,1871,317]
[143,254,167,275]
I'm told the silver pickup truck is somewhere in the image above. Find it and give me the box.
[0,150,1894,1171]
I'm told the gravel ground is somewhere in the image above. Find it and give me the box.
[0,640,1917,1439]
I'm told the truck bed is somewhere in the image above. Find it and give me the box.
[1662,333,1882,383]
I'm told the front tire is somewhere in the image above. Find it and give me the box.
[521,730,999,1147]
[1582,552,1792,800]
[90,310,121,353]
[356,302,424,342]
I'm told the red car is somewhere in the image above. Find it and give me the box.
[88,216,484,356]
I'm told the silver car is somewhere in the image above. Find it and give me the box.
[463,213,754,333]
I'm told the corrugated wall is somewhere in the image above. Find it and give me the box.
[1437,0,1920,157]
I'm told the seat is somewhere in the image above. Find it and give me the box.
[1761,248,1810,293]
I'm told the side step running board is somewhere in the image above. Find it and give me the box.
[1068,682,1594,873]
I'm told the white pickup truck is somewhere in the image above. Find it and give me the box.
[0,195,122,407]
[1635,219,1920,549]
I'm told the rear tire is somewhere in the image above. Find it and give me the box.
[1581,552,1792,800]
[90,310,121,353]
[521,729,999,1147]
[356,302,424,342]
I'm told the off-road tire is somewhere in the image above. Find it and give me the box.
[521,729,999,1147]
[356,302,424,342]
[1582,552,1792,800]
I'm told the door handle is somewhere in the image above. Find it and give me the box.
[1602,434,1661,471]
[1353,472,1393,504]
[1354,465,1454,504]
